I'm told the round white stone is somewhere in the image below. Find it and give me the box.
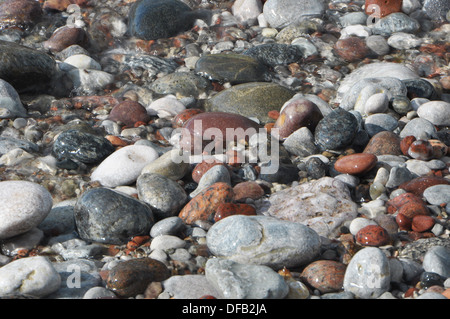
[417,101,450,126]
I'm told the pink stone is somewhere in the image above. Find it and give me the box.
[301,260,346,293]
[334,153,378,175]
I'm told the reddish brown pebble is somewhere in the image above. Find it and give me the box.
[395,212,412,231]
[365,0,402,18]
[334,153,377,175]
[178,182,234,224]
[43,25,88,52]
[355,225,390,246]
[233,181,265,202]
[108,100,151,127]
[398,201,429,219]
[300,260,346,293]
[214,202,256,222]
[429,139,448,159]
[399,176,450,197]
[43,0,87,11]
[334,37,370,62]
[386,192,425,214]
[408,139,434,160]
[400,136,416,156]
[442,288,450,299]
[192,160,228,184]
[199,295,217,299]
[363,131,402,156]
[404,287,418,298]
[172,108,204,128]
[412,215,435,232]
[268,110,280,120]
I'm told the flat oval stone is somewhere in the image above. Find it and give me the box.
[195,53,270,84]
[0,181,53,240]
[423,184,450,206]
[74,187,154,245]
[172,108,203,128]
[204,82,295,124]
[179,111,262,153]
[397,201,429,219]
[301,260,346,293]
[206,215,321,269]
[0,0,43,30]
[52,129,115,164]
[191,160,229,184]
[422,246,450,278]
[128,0,211,40]
[334,153,378,175]
[364,113,398,137]
[233,181,265,202]
[334,37,370,62]
[178,182,234,224]
[314,108,358,151]
[273,97,323,140]
[355,225,391,246]
[151,72,212,98]
[417,101,450,126]
[43,26,89,53]
[136,173,187,219]
[371,12,420,36]
[412,215,435,232]
[262,0,325,29]
[243,43,305,67]
[141,149,190,181]
[108,100,151,127]
[399,176,450,197]
[363,131,402,156]
[106,258,170,298]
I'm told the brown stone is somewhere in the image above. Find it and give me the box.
[399,176,450,197]
[108,100,151,127]
[178,182,234,224]
[334,153,378,175]
[273,98,323,140]
[395,212,412,231]
[363,131,402,156]
[0,0,43,30]
[386,192,425,214]
[172,108,204,128]
[301,260,346,293]
[233,181,265,202]
[412,215,435,233]
[400,135,416,156]
[213,202,256,222]
[398,201,429,219]
[334,37,370,62]
[43,26,89,52]
[355,225,391,246]
[365,0,402,18]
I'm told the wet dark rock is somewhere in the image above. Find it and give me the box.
[402,78,439,100]
[195,53,271,84]
[52,129,115,164]
[128,0,211,40]
[259,162,299,184]
[243,43,305,67]
[151,72,212,97]
[306,157,328,180]
[371,12,420,36]
[314,108,359,152]
[0,0,43,31]
[74,187,155,245]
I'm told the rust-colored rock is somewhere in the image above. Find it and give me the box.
[398,201,429,219]
[301,260,346,293]
[108,100,151,127]
[334,153,378,175]
[355,225,391,246]
[386,192,425,214]
[399,176,450,197]
[363,131,402,156]
[178,182,234,224]
[192,160,229,184]
[233,181,265,202]
[408,139,434,160]
[172,108,204,128]
[412,215,435,233]
[334,37,370,62]
[400,135,416,156]
[43,0,88,11]
[395,212,412,231]
[214,202,256,222]
[365,0,402,18]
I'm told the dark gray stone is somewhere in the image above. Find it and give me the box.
[243,43,305,67]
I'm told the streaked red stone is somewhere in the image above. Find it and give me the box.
[355,225,391,246]
[363,131,402,156]
[334,37,370,62]
[334,153,378,175]
[400,135,416,156]
[408,139,433,160]
[178,182,234,224]
[214,202,256,222]
[365,0,402,18]
[386,192,425,214]
[301,260,347,293]
[233,181,265,202]
[398,201,429,219]
[412,215,435,233]
[172,108,204,128]
[108,100,151,127]
[399,176,450,197]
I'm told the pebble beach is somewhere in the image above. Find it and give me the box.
[0,0,450,301]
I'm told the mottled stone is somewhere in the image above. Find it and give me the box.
[355,225,391,246]
[206,215,321,269]
[334,37,370,62]
[204,82,295,123]
[423,0,450,21]
[214,202,257,222]
[365,0,402,18]
[243,43,305,67]
[178,182,234,224]
[371,12,420,36]
[108,100,151,127]
[301,260,346,293]
[363,131,402,156]
[399,176,450,197]
[137,173,187,219]
[106,258,170,298]
[398,201,429,219]
[140,149,190,181]
[334,153,378,175]
[195,53,270,84]
[256,177,358,238]
[273,97,323,140]
[233,181,265,202]
[74,187,154,245]
[262,0,325,29]
[128,0,211,40]
[151,72,212,98]
[314,108,358,152]
[172,108,203,128]
[52,129,115,164]
[408,139,434,160]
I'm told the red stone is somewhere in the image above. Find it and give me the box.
[408,139,434,160]
[172,108,204,128]
[363,131,402,156]
[412,215,435,232]
[334,153,378,175]
[43,25,88,52]
[355,225,391,246]
[43,0,87,11]
[399,176,450,197]
[178,182,234,224]
[301,260,347,293]
[214,202,256,222]
[108,100,151,127]
[192,160,229,184]
[233,181,265,202]
[365,0,402,18]
[400,136,416,156]
[398,201,429,219]
[334,37,370,62]
[268,110,280,120]
[386,192,425,214]
[395,212,412,231]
